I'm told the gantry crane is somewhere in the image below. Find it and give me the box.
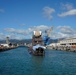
[43,26,53,45]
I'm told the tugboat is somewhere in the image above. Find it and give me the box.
[28,31,45,56]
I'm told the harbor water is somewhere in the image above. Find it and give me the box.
[0,47,76,75]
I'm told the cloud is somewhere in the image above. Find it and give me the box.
[51,32,68,39]
[4,25,49,35]
[54,26,76,39]
[58,3,76,17]
[7,34,26,40]
[57,26,73,34]
[0,9,4,13]
[2,25,76,40]
[32,25,49,31]
[4,28,27,35]
[3,25,49,39]
[0,33,26,40]
[60,3,74,10]
[43,6,55,20]
[58,9,76,17]
[0,33,6,40]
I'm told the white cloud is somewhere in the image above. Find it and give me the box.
[54,26,76,39]
[4,28,27,35]
[32,25,49,31]
[43,6,55,20]
[1,25,76,40]
[61,3,74,10]
[58,3,76,17]
[51,32,68,39]
[58,9,76,17]
[0,33,6,40]
[7,34,26,40]
[3,25,49,39]
[4,28,16,33]
[0,32,26,40]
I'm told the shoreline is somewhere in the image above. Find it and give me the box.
[47,46,76,52]
[0,46,18,52]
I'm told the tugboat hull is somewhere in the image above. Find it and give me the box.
[28,47,45,56]
[33,47,45,56]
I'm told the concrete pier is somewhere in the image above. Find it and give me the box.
[0,46,18,52]
[47,45,76,52]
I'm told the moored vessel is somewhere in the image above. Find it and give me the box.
[28,31,45,56]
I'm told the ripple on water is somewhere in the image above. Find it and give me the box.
[0,47,76,75]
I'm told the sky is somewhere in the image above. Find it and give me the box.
[0,0,76,40]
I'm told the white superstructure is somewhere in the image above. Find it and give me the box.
[1,44,9,47]
[47,38,76,47]
[59,38,76,45]
[47,38,76,51]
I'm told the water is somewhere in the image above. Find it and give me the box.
[0,47,76,75]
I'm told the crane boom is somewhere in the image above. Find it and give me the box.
[48,26,53,37]
[43,25,54,46]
